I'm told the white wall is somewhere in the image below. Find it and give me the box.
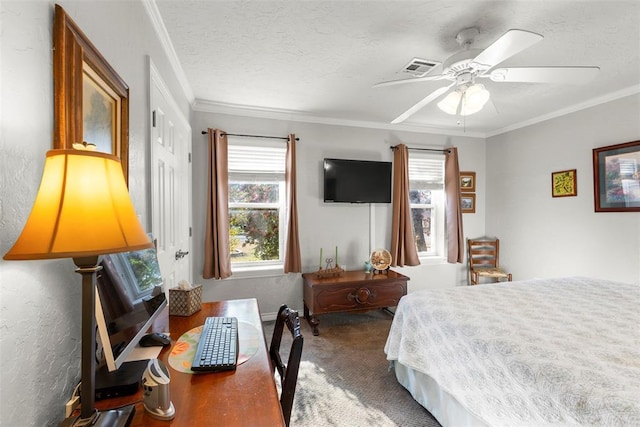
[0,1,189,425]
[191,111,487,317]
[486,94,640,284]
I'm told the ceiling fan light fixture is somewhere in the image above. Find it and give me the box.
[437,83,489,116]
[437,90,462,115]
[460,83,490,116]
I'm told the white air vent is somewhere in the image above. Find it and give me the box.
[401,58,440,77]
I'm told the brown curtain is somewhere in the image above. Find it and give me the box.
[445,147,464,263]
[390,144,420,267]
[283,134,302,273]
[203,128,232,279]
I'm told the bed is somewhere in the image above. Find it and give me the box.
[384,277,640,426]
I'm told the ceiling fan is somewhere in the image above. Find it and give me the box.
[375,27,600,124]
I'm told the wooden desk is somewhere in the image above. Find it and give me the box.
[99,299,285,426]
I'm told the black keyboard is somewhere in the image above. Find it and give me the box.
[191,316,238,372]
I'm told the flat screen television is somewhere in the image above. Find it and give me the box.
[95,244,166,373]
[324,158,392,203]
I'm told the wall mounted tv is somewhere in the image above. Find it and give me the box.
[324,158,392,203]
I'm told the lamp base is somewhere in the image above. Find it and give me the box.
[59,405,135,427]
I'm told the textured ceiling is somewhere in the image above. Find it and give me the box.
[153,1,640,136]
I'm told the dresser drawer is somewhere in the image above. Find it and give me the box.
[313,280,406,314]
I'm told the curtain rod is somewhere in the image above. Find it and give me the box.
[390,145,449,153]
[201,131,299,141]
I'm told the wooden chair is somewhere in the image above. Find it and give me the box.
[269,305,304,427]
[467,237,512,285]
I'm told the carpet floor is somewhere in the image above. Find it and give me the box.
[263,309,442,427]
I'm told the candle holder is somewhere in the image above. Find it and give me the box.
[315,247,344,278]
[314,255,344,278]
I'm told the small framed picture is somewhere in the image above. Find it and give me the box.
[461,194,476,213]
[460,171,476,192]
[551,169,577,197]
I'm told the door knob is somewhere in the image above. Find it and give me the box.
[175,249,189,260]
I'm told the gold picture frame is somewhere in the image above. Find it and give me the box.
[551,169,577,197]
[53,4,129,183]
[460,171,476,192]
[461,193,476,213]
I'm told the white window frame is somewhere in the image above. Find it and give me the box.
[408,152,446,259]
[227,139,287,272]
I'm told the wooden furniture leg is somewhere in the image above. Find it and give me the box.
[303,302,319,336]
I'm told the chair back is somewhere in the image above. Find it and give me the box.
[269,305,303,427]
[467,237,501,270]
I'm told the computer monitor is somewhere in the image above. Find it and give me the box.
[95,244,167,372]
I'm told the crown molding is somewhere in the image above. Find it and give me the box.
[194,86,639,139]
[142,0,194,103]
[192,99,487,138]
[486,85,640,137]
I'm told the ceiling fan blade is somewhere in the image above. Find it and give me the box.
[472,29,543,69]
[489,66,600,84]
[391,83,455,124]
[373,74,447,88]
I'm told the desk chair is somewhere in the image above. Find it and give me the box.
[467,237,512,285]
[269,305,304,427]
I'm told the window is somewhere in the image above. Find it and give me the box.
[228,140,286,269]
[408,153,445,258]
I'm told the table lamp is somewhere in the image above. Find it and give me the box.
[4,149,153,427]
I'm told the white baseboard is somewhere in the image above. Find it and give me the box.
[260,307,303,323]
[261,312,278,322]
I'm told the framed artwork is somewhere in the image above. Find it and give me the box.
[53,5,130,182]
[551,169,577,197]
[460,171,476,192]
[593,140,640,212]
[461,193,476,213]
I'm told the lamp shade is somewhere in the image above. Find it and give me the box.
[437,84,490,116]
[461,83,490,116]
[437,90,463,115]
[4,149,152,260]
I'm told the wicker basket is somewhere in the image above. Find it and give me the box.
[169,284,202,316]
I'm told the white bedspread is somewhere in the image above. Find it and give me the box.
[384,277,640,426]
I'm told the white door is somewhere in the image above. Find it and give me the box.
[149,61,192,292]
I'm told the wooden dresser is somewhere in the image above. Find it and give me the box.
[302,270,409,335]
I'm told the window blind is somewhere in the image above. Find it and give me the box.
[409,154,444,190]
[228,143,286,174]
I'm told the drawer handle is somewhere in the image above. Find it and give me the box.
[348,288,377,304]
